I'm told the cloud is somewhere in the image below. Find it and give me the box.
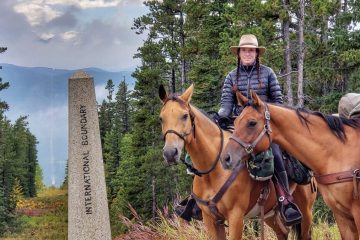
[1,0,148,70]
[95,84,110,103]
[47,6,79,29]
[61,31,78,41]
[13,0,128,27]
[14,1,62,26]
[46,0,121,9]
[39,32,55,42]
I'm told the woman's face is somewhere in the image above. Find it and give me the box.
[239,48,257,66]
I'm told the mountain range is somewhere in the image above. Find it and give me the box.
[0,63,135,186]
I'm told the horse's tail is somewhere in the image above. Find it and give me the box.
[292,222,301,240]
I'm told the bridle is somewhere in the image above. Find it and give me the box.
[229,103,272,158]
[162,96,196,141]
[163,112,196,142]
[161,96,224,177]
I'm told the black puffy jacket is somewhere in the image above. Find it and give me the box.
[218,64,283,117]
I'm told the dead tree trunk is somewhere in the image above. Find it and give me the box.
[297,0,305,107]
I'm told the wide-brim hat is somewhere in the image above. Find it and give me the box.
[230,34,266,56]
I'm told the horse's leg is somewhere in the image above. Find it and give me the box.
[292,185,316,240]
[202,212,226,240]
[228,211,244,240]
[264,215,288,240]
[333,212,358,240]
[351,203,360,236]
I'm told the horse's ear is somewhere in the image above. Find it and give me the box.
[250,90,262,107]
[236,91,248,106]
[180,84,194,104]
[159,84,167,103]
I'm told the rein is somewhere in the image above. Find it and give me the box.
[229,103,272,157]
[191,162,246,225]
[183,126,224,177]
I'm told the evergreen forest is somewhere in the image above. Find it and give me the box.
[0,48,41,235]
[98,0,359,236]
[0,0,359,238]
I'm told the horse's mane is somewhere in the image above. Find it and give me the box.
[272,104,360,142]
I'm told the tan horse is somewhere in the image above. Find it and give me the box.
[159,85,316,240]
[221,90,360,239]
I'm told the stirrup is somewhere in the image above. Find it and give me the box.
[279,201,302,226]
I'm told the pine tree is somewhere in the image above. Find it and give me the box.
[133,0,186,93]
[0,46,40,235]
[98,79,115,146]
[0,80,9,111]
[104,79,132,201]
[26,131,38,197]
[0,113,17,235]
[115,79,131,134]
[12,116,31,197]
[0,47,8,111]
[183,0,233,110]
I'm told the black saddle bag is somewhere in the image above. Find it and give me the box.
[174,196,202,221]
[283,151,313,185]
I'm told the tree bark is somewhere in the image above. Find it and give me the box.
[282,0,293,106]
[297,0,305,107]
[152,176,156,219]
[180,10,186,92]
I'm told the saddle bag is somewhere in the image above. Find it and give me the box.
[283,151,313,185]
[247,148,274,181]
[174,196,202,221]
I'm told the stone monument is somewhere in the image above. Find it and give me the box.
[68,71,111,239]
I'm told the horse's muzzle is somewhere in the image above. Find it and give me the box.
[163,146,180,165]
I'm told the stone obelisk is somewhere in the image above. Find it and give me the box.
[68,71,111,240]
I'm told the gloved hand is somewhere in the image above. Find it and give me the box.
[218,116,231,129]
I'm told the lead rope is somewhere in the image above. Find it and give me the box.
[258,181,270,240]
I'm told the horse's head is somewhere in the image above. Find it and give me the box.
[220,90,272,170]
[159,84,195,165]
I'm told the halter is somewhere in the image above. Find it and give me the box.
[162,96,224,176]
[229,103,272,157]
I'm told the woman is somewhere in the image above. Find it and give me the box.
[218,34,302,226]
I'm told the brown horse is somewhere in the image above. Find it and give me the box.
[221,90,360,239]
[159,85,315,240]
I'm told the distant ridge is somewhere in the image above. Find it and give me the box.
[0,63,135,187]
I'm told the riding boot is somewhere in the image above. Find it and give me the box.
[274,171,302,226]
[278,170,289,190]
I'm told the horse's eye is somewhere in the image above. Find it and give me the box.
[182,114,188,120]
[248,121,257,128]
[159,117,163,123]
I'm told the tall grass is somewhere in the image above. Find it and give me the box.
[2,188,67,240]
[114,205,341,240]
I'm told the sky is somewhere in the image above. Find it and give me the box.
[0,0,149,186]
[0,0,148,71]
